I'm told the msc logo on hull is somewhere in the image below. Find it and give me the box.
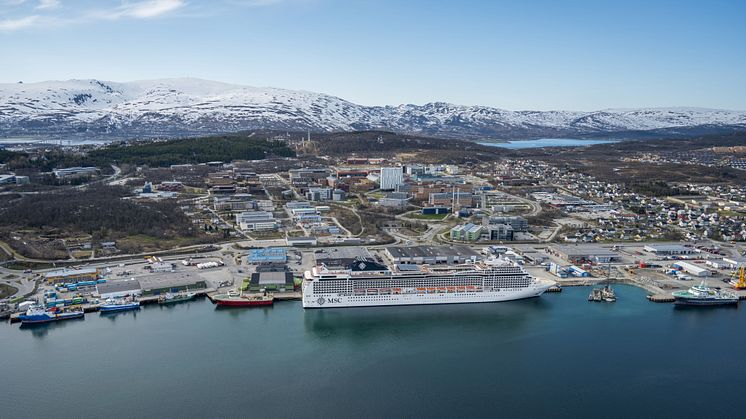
[316,297,342,305]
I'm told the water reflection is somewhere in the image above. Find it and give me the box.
[99,309,140,322]
[19,317,85,337]
[303,298,550,341]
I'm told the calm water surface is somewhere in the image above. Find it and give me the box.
[1,285,744,419]
[478,138,617,149]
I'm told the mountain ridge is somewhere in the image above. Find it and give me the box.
[1,77,745,141]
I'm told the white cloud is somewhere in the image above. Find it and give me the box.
[228,0,284,5]
[95,0,186,20]
[0,14,40,30]
[35,0,60,10]
[0,0,289,32]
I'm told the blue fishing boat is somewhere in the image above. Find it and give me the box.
[19,305,84,325]
[99,297,140,313]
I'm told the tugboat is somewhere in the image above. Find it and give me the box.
[158,291,197,305]
[211,289,273,307]
[99,297,140,313]
[601,284,616,302]
[589,263,617,302]
[673,280,739,306]
[18,304,84,324]
[588,283,616,302]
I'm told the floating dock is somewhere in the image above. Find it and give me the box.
[546,285,562,293]
[647,294,675,303]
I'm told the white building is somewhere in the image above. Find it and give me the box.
[152,262,175,273]
[53,166,99,179]
[380,167,404,191]
[235,211,278,231]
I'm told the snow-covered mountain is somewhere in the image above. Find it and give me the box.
[1,78,745,140]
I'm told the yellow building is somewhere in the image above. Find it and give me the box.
[45,268,100,284]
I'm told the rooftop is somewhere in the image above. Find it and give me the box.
[387,245,480,259]
[45,267,98,278]
[314,247,373,262]
[137,273,205,290]
[96,279,141,294]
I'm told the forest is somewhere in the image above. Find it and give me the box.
[311,131,503,162]
[0,185,198,241]
[87,135,295,167]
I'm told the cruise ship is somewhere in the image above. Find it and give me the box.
[302,257,555,309]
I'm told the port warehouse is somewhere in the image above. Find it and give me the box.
[672,261,712,277]
[314,247,374,267]
[643,244,697,256]
[45,268,100,284]
[386,245,481,265]
[548,245,621,264]
[97,278,142,299]
[96,273,207,298]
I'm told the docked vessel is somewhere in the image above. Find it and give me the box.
[18,305,84,324]
[99,297,140,313]
[302,257,555,309]
[0,303,13,320]
[211,289,274,307]
[673,280,739,306]
[158,292,197,305]
[588,284,616,302]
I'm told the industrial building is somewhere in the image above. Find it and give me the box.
[643,244,696,256]
[96,279,142,299]
[45,267,100,284]
[550,245,621,264]
[138,273,207,296]
[314,247,374,267]
[672,261,711,277]
[386,245,481,265]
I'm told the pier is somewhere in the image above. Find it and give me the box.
[647,294,675,303]
[8,289,215,323]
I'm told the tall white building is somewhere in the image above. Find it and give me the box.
[379,167,404,190]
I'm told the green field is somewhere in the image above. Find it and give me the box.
[0,283,18,299]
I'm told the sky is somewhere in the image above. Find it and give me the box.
[1,0,745,111]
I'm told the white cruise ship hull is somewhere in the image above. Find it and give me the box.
[303,280,554,309]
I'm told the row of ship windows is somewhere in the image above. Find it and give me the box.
[318,275,526,282]
[313,282,529,290]
[314,278,528,286]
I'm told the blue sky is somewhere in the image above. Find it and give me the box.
[1,0,745,110]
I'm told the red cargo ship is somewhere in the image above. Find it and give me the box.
[211,290,274,307]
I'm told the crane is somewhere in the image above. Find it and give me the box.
[731,266,746,290]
